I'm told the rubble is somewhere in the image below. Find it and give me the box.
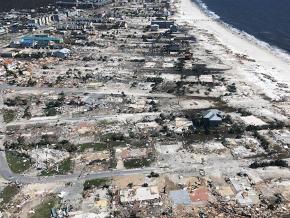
[0,0,289,217]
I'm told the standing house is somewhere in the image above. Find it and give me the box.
[19,39,37,48]
[202,109,223,127]
[20,34,63,48]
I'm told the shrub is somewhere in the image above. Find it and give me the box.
[83,178,109,190]
[249,159,288,169]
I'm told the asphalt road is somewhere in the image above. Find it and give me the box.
[6,111,161,127]
[0,150,158,184]
[0,84,175,98]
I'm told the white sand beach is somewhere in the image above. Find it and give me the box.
[174,0,290,121]
[177,0,290,83]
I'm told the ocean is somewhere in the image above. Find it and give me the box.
[195,0,290,54]
[1,0,290,55]
[0,0,55,12]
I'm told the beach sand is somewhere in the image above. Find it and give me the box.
[177,0,290,82]
[174,0,290,121]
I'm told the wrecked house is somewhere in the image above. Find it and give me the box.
[120,186,160,203]
[54,48,71,58]
[229,177,259,206]
[164,43,185,53]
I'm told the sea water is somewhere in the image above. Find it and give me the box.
[195,0,290,55]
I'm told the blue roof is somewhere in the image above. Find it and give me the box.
[21,34,63,43]
[20,39,35,46]
[169,190,191,205]
[202,109,223,121]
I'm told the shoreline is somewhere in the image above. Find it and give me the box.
[175,0,290,84]
[194,0,290,61]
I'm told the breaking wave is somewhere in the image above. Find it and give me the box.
[193,0,290,62]
[194,0,220,20]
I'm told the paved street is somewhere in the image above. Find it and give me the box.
[6,111,162,127]
[4,165,158,184]
[0,84,175,98]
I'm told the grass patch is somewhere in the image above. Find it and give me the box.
[128,139,147,148]
[109,141,126,147]
[83,178,109,190]
[40,158,73,176]
[54,140,77,153]
[108,149,117,169]
[3,109,16,123]
[78,143,108,152]
[6,150,34,173]
[124,158,153,169]
[0,184,20,209]
[98,120,116,126]
[30,196,58,218]
[44,107,58,116]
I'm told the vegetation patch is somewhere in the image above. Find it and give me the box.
[6,150,34,173]
[3,109,16,123]
[100,133,125,142]
[98,120,116,126]
[83,178,109,190]
[108,149,117,169]
[40,158,73,176]
[0,184,20,209]
[78,143,108,152]
[249,159,288,169]
[54,140,77,153]
[128,139,147,148]
[30,195,59,218]
[124,158,153,169]
[44,107,58,116]
[99,133,127,147]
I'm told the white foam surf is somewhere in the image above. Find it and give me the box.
[193,0,290,62]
